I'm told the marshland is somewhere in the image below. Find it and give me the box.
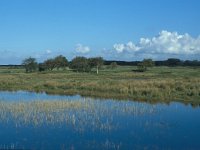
[1,0,200,149]
[0,64,199,104]
[0,64,200,149]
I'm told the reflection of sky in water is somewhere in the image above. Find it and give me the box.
[0,91,81,101]
[0,91,199,150]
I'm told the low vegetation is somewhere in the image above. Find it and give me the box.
[137,59,155,72]
[0,64,199,105]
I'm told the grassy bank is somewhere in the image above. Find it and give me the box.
[0,66,199,105]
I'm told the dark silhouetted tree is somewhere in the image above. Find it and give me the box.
[88,57,104,74]
[54,55,68,69]
[44,59,56,70]
[38,63,47,72]
[70,56,90,72]
[22,57,38,73]
[166,58,181,66]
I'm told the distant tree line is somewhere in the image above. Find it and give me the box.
[22,55,104,74]
[0,65,23,69]
[155,59,200,67]
[20,56,200,73]
[104,61,140,66]
[105,58,200,67]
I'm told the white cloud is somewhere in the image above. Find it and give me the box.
[75,44,90,54]
[113,44,125,53]
[113,41,140,53]
[113,30,200,55]
[126,41,141,51]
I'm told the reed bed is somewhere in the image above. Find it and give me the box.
[0,99,158,130]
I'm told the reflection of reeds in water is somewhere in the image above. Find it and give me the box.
[0,143,22,150]
[0,99,158,131]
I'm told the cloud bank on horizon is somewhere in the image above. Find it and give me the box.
[0,30,200,64]
[113,30,200,57]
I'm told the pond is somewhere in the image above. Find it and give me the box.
[0,91,200,150]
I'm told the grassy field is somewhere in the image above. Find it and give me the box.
[0,66,199,105]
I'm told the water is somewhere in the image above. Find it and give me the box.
[0,91,200,150]
[0,91,82,101]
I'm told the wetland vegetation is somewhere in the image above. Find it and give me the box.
[0,57,200,149]
[0,55,200,149]
[0,63,199,105]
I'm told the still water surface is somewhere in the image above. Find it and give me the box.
[0,91,199,150]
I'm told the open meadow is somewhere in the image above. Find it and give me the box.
[0,65,199,105]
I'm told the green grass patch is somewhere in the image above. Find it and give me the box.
[0,66,199,104]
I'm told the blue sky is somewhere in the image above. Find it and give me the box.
[0,0,200,64]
